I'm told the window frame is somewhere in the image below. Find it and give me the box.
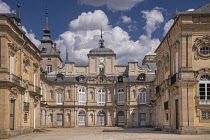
[97,89,106,106]
[56,92,63,105]
[78,89,86,105]
[139,92,146,105]
[117,88,124,105]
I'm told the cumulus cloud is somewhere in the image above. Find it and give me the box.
[70,10,111,31]
[0,0,11,13]
[77,0,145,11]
[128,25,137,32]
[22,26,41,47]
[141,7,164,37]
[120,15,132,23]
[163,19,174,36]
[55,9,160,65]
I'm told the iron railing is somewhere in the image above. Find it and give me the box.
[196,96,210,105]
[10,74,21,86]
[24,102,30,111]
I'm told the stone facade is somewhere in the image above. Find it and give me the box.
[154,3,210,134]
[0,13,42,138]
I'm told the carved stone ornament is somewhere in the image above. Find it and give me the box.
[34,96,39,107]
[194,68,210,80]
[23,54,30,73]
[33,62,39,72]
[8,43,19,52]
[193,35,210,60]
[10,87,19,99]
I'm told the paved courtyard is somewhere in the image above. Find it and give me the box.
[9,127,210,140]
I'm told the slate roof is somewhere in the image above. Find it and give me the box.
[88,47,115,55]
[172,2,210,19]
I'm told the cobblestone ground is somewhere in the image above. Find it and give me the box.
[8,127,210,140]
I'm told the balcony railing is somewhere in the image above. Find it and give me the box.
[24,102,30,111]
[196,96,210,105]
[10,74,21,86]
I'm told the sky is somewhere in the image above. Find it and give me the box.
[1,0,210,65]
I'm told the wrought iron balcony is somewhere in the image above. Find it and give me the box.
[10,74,21,86]
[24,102,30,111]
[196,96,210,105]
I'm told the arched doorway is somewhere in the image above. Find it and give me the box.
[117,111,124,126]
[97,111,105,126]
[78,111,86,126]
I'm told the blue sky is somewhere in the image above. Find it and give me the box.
[1,0,210,65]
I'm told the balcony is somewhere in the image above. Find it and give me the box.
[196,96,210,105]
[10,74,21,86]
[34,86,41,95]
[169,73,179,86]
[24,102,30,111]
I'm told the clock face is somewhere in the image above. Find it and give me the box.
[99,57,104,62]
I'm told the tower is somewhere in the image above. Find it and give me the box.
[38,10,62,74]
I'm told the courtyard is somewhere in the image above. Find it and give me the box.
[8,127,210,140]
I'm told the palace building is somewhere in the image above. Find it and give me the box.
[0,6,42,138]
[155,2,210,134]
[38,12,156,128]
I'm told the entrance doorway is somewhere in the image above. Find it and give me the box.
[140,113,146,126]
[117,111,124,126]
[97,111,105,126]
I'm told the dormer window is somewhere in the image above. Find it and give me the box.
[56,73,64,81]
[99,64,105,74]
[118,75,123,83]
[138,73,146,81]
[79,75,85,82]
[41,46,46,53]
[100,77,104,83]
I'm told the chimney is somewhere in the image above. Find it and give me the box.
[53,43,57,51]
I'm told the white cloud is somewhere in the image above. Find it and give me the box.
[128,25,137,32]
[55,10,160,65]
[22,26,41,47]
[163,19,174,36]
[77,0,145,11]
[69,10,111,31]
[0,0,11,13]
[187,9,194,11]
[120,15,132,23]
[141,7,164,37]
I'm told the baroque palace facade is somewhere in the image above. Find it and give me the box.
[155,3,210,134]
[1,2,210,139]
[38,12,156,128]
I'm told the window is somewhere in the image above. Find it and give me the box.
[78,89,86,105]
[79,75,85,82]
[47,65,52,73]
[24,113,28,122]
[201,111,210,120]
[166,113,169,121]
[117,89,124,105]
[57,93,63,105]
[99,64,105,74]
[118,75,123,83]
[97,89,106,106]
[138,73,146,81]
[140,113,146,126]
[78,111,86,126]
[139,92,146,104]
[56,73,64,81]
[48,58,51,61]
[198,75,210,104]
[41,46,46,53]
[10,54,14,75]
[200,47,210,55]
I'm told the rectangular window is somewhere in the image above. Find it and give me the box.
[165,90,169,101]
[140,113,146,126]
[166,113,169,121]
[24,113,28,122]
[78,92,86,105]
[10,54,14,74]
[201,111,210,120]
[139,92,146,104]
[117,93,124,105]
[175,52,178,73]
[57,93,63,105]
[47,65,52,73]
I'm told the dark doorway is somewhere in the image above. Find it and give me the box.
[10,100,15,130]
[175,99,179,129]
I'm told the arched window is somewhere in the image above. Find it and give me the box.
[78,111,86,126]
[78,89,86,105]
[56,73,64,81]
[97,89,106,106]
[198,75,210,104]
[138,73,146,81]
[117,89,124,105]
[97,111,105,126]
